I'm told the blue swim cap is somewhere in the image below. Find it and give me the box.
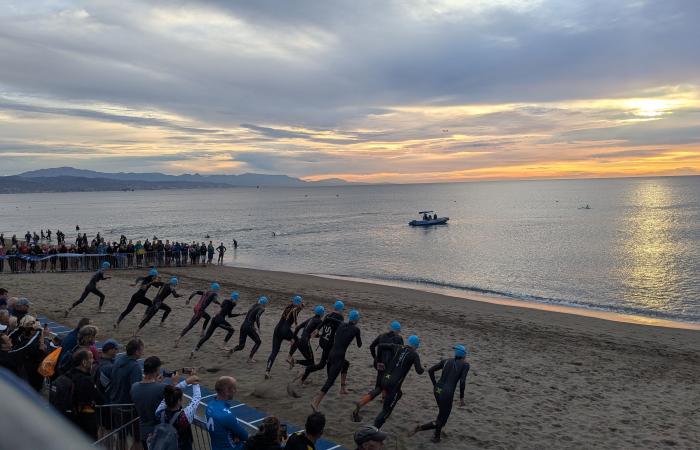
[101,261,111,269]
[293,295,303,305]
[170,277,178,286]
[390,321,401,332]
[454,344,467,358]
[334,300,345,311]
[314,305,325,316]
[211,282,220,291]
[349,309,360,322]
[231,292,239,301]
[408,335,420,348]
[258,296,268,305]
[148,268,158,277]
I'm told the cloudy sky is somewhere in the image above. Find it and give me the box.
[1,0,699,182]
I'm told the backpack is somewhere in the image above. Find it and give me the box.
[49,374,75,418]
[57,345,77,375]
[38,347,62,378]
[147,410,182,450]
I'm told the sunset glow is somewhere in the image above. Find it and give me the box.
[0,1,698,182]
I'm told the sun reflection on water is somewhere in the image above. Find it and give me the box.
[619,180,680,311]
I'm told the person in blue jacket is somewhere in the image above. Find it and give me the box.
[206,376,249,450]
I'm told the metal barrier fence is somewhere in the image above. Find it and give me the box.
[0,250,214,274]
[94,404,140,450]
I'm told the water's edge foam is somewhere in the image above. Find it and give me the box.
[309,272,700,330]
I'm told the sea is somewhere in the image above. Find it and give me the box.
[2,176,699,324]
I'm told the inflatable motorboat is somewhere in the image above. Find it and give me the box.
[409,210,449,226]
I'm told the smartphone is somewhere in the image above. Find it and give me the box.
[181,367,196,375]
[162,369,177,378]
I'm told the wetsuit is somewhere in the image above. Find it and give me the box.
[206,398,249,450]
[292,315,323,366]
[288,315,322,364]
[195,299,242,351]
[373,344,424,428]
[358,331,404,405]
[265,304,302,372]
[115,275,156,325]
[416,358,470,439]
[179,290,220,338]
[301,312,344,382]
[71,269,107,308]
[232,304,264,358]
[137,282,181,329]
[320,322,362,393]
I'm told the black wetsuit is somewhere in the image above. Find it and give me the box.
[116,275,156,324]
[137,282,180,329]
[292,315,323,366]
[265,304,302,372]
[71,270,107,308]
[373,344,424,428]
[194,299,242,350]
[233,304,265,358]
[320,322,361,393]
[363,331,404,400]
[417,358,470,438]
[179,290,219,338]
[301,312,343,382]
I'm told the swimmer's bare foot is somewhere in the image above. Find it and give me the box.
[264,371,271,380]
[247,358,257,364]
[340,384,349,395]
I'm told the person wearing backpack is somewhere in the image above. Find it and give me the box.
[55,349,104,439]
[152,376,202,450]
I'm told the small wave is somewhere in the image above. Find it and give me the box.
[349,274,700,324]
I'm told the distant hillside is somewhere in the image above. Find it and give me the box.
[18,167,353,187]
[0,175,230,194]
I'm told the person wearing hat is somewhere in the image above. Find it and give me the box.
[175,282,221,348]
[114,268,159,329]
[352,321,405,420]
[410,344,470,443]
[9,297,31,322]
[265,295,304,379]
[310,310,362,411]
[191,292,243,357]
[300,300,345,385]
[9,314,47,391]
[368,335,424,429]
[95,339,119,397]
[65,261,111,317]
[134,276,182,335]
[353,425,387,449]
[231,295,267,362]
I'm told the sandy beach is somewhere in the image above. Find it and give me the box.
[3,265,699,449]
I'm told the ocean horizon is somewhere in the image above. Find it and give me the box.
[2,175,699,324]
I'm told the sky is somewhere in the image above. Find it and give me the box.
[1,0,699,183]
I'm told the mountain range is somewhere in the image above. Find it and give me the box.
[0,167,353,194]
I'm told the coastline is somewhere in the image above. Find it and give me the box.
[2,265,699,448]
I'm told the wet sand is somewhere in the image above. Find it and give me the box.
[3,265,699,449]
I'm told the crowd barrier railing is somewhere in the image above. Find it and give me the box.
[93,404,140,450]
[0,250,215,274]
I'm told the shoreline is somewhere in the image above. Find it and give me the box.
[310,273,700,331]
